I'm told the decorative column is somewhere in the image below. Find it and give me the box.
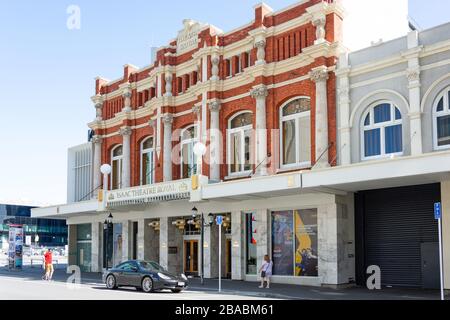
[405,31,423,156]
[95,103,103,122]
[122,221,131,262]
[159,217,169,270]
[91,135,103,195]
[209,101,221,181]
[336,53,352,165]
[312,14,326,45]
[211,55,220,81]
[164,73,173,97]
[123,85,132,113]
[251,85,269,176]
[310,66,330,168]
[90,222,102,272]
[119,126,132,188]
[255,40,266,65]
[231,211,244,280]
[162,114,173,181]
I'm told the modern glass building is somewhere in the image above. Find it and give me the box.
[0,204,67,250]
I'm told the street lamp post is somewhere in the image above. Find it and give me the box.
[103,213,113,270]
[192,207,214,285]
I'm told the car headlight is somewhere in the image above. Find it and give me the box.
[158,273,172,280]
[181,273,188,281]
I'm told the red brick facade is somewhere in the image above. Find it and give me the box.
[91,0,342,188]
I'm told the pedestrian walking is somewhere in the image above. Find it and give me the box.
[258,254,273,289]
[43,249,54,281]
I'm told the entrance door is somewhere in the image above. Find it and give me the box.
[226,239,232,279]
[421,242,440,289]
[184,240,198,275]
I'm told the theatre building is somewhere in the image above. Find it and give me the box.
[33,0,450,289]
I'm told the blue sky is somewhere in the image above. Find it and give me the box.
[0,0,448,206]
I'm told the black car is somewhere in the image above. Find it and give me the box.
[102,260,188,293]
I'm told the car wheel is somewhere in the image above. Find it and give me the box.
[141,277,154,293]
[106,275,117,290]
[171,289,182,293]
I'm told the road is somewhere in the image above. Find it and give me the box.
[0,274,275,300]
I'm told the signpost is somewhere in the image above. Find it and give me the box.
[434,202,444,301]
[216,215,223,293]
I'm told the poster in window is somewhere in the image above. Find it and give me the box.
[113,223,123,266]
[294,209,318,277]
[271,211,294,276]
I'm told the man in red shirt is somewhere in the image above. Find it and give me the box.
[43,249,54,281]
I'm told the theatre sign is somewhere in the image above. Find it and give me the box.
[106,179,191,207]
[176,19,203,54]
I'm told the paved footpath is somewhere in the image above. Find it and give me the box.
[0,265,446,300]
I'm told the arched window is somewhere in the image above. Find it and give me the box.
[141,137,154,185]
[111,145,123,190]
[361,102,403,160]
[433,87,450,149]
[228,112,253,175]
[180,125,198,179]
[280,98,311,168]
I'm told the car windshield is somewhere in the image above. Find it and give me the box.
[139,261,165,272]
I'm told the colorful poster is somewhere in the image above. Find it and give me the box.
[8,225,24,270]
[294,209,318,277]
[271,211,294,276]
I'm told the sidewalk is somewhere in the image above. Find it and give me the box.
[0,265,446,300]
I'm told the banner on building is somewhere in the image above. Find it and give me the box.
[8,225,24,270]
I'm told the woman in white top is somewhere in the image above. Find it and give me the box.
[258,255,273,289]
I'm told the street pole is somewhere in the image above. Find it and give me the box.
[438,216,444,301]
[201,213,204,286]
[218,220,222,293]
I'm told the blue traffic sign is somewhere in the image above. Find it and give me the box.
[216,215,223,225]
[434,202,442,220]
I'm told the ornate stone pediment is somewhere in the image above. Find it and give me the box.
[176,19,205,55]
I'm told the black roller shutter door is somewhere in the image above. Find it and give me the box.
[356,184,440,287]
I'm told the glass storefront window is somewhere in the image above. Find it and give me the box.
[245,213,257,274]
[271,209,318,277]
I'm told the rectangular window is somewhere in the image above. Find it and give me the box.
[141,151,154,185]
[299,116,311,163]
[245,213,257,274]
[385,124,403,154]
[247,51,252,68]
[437,115,450,146]
[226,59,232,77]
[364,128,381,157]
[271,209,318,277]
[182,142,197,179]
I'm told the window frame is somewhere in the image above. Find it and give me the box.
[140,137,155,186]
[360,101,404,161]
[433,86,450,151]
[180,125,199,179]
[279,97,312,170]
[227,111,253,177]
[111,145,123,190]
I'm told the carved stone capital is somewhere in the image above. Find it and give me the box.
[309,66,329,83]
[406,69,421,83]
[91,135,103,144]
[209,101,221,113]
[254,39,266,49]
[162,113,173,125]
[192,105,201,118]
[250,86,269,99]
[118,126,132,137]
